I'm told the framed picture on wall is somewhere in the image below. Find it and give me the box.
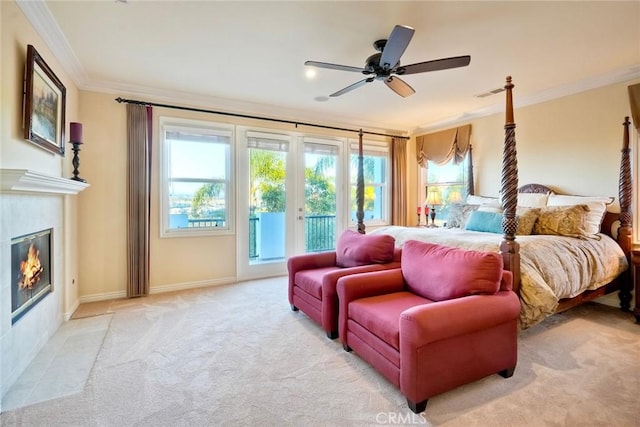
[23,44,66,156]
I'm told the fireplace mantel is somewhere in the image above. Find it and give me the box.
[1,169,90,195]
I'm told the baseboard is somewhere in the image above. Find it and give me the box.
[149,277,237,294]
[63,300,80,321]
[78,277,237,303]
[79,290,127,304]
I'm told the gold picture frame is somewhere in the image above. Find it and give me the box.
[23,44,66,156]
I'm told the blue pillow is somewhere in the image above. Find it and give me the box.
[464,211,503,234]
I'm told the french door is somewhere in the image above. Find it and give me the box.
[295,137,343,254]
[236,128,344,280]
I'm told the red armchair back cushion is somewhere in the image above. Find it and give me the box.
[336,230,396,268]
[401,240,503,301]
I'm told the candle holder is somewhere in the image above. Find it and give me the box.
[417,213,421,226]
[70,141,86,183]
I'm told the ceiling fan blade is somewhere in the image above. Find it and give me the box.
[305,60,365,73]
[379,25,415,70]
[397,55,471,75]
[330,77,375,97]
[385,76,415,98]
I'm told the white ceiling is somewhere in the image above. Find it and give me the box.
[19,1,640,134]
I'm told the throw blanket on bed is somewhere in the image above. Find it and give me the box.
[369,226,628,329]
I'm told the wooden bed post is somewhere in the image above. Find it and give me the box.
[356,129,366,234]
[466,144,475,196]
[499,76,521,293]
[617,117,633,311]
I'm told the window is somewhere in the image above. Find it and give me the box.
[424,156,468,227]
[349,139,391,226]
[160,118,233,237]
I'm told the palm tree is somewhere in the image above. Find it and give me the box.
[250,149,286,212]
[191,182,224,218]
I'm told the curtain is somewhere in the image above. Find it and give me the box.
[628,84,640,132]
[391,137,407,226]
[416,124,472,167]
[126,104,152,297]
[356,131,365,234]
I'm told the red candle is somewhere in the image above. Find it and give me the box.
[424,206,430,215]
[416,206,422,215]
[70,122,83,143]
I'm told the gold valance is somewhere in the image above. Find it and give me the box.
[416,124,472,167]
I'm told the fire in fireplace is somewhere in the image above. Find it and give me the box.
[11,228,52,324]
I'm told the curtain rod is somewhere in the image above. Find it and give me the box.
[115,97,409,140]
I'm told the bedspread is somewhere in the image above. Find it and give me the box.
[369,226,628,328]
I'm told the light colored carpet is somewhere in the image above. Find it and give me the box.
[2,314,111,412]
[1,276,638,426]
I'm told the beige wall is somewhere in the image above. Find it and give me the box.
[75,92,128,299]
[476,80,639,204]
[407,79,640,215]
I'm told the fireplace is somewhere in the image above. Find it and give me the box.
[11,228,53,324]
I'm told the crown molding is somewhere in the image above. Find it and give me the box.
[16,0,88,87]
[412,65,640,134]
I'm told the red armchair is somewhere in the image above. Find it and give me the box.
[337,240,521,413]
[287,230,400,339]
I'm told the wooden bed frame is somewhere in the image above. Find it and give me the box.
[352,76,634,318]
[499,77,634,314]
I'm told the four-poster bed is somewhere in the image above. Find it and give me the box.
[364,76,634,328]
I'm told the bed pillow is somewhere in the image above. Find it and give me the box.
[516,207,540,235]
[547,194,613,236]
[335,230,396,267]
[477,203,503,213]
[466,195,499,205]
[464,211,503,234]
[533,205,592,239]
[446,203,479,228]
[401,240,502,301]
[518,192,549,208]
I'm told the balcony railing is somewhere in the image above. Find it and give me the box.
[305,214,335,253]
[188,218,225,227]
[188,214,336,258]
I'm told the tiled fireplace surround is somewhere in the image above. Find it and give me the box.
[0,170,88,411]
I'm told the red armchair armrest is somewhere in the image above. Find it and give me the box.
[399,291,521,347]
[287,251,337,272]
[321,261,402,300]
[287,251,337,303]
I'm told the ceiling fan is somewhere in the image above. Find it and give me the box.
[305,25,471,98]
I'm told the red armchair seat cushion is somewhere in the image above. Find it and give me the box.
[294,266,342,299]
[401,240,503,301]
[349,291,432,350]
[336,230,396,267]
